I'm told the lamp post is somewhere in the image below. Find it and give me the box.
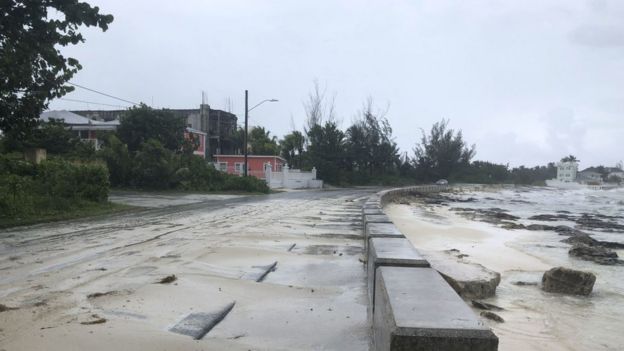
[243,90,278,177]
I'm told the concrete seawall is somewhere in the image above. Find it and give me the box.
[364,185,499,351]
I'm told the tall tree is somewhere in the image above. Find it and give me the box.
[248,126,279,155]
[303,80,336,132]
[413,119,475,181]
[561,155,579,163]
[280,130,305,168]
[306,121,346,184]
[345,98,399,177]
[117,105,186,152]
[0,0,114,137]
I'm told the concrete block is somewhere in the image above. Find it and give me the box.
[363,202,382,210]
[364,214,392,224]
[373,267,498,351]
[367,238,429,316]
[363,207,384,215]
[365,223,403,239]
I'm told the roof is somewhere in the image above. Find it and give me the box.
[185,127,207,135]
[41,110,120,126]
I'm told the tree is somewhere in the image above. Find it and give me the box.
[98,134,131,186]
[306,121,346,184]
[0,1,114,137]
[561,155,579,163]
[117,105,186,152]
[413,119,476,181]
[248,126,279,155]
[345,98,399,178]
[132,139,174,189]
[280,131,305,168]
[303,80,336,132]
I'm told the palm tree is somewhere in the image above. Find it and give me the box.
[561,155,579,163]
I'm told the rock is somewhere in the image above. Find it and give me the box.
[568,243,620,265]
[500,222,526,230]
[526,224,556,231]
[561,234,598,246]
[471,300,504,311]
[541,267,596,296]
[480,311,504,323]
[529,214,566,221]
[554,225,585,236]
[576,214,624,232]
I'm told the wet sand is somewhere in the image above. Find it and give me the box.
[386,200,624,351]
[0,189,374,351]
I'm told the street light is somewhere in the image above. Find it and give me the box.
[244,90,278,177]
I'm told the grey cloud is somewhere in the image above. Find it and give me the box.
[570,25,624,48]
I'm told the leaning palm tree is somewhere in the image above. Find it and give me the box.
[561,155,579,163]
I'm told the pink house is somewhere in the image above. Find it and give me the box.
[184,127,207,158]
[213,154,285,179]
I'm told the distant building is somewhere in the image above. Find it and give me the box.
[72,104,238,159]
[213,154,285,179]
[605,167,624,181]
[556,161,578,183]
[41,110,209,158]
[40,110,118,150]
[577,167,603,184]
[184,127,207,158]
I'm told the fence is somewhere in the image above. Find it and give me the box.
[265,164,323,189]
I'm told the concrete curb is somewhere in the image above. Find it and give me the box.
[364,185,499,351]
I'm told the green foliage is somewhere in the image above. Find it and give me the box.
[98,134,131,186]
[0,157,110,224]
[306,121,348,184]
[561,155,579,163]
[452,161,510,184]
[508,163,556,185]
[345,102,400,180]
[221,174,270,193]
[413,119,476,181]
[131,139,174,189]
[249,126,279,155]
[31,119,79,153]
[280,131,305,168]
[0,0,113,137]
[607,175,622,184]
[117,105,186,152]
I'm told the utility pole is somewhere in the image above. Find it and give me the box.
[244,90,249,177]
[243,91,278,177]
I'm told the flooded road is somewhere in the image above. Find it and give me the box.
[0,188,377,351]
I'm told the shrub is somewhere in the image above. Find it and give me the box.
[132,139,174,189]
[98,134,132,186]
[221,174,270,193]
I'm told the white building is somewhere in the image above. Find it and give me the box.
[556,161,578,183]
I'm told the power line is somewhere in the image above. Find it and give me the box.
[59,98,130,109]
[67,82,140,106]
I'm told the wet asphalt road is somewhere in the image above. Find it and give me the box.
[0,188,379,350]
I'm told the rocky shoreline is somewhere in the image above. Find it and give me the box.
[392,191,624,266]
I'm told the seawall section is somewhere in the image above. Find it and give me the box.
[364,185,499,351]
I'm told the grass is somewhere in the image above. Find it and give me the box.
[0,201,137,229]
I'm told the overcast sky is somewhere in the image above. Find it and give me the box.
[48,0,624,168]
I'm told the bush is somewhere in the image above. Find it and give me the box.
[98,134,132,186]
[221,174,270,193]
[0,158,111,223]
[132,139,174,189]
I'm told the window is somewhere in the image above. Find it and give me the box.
[218,162,227,172]
[235,163,243,174]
